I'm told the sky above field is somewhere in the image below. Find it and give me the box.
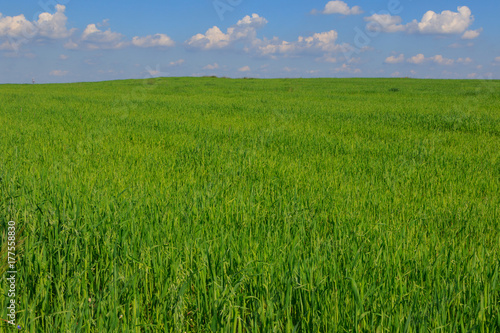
[0,0,499,83]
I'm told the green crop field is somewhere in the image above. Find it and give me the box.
[1,77,499,332]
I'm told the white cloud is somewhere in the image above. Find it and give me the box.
[462,28,482,40]
[457,57,472,64]
[186,14,348,59]
[407,54,454,65]
[50,70,69,76]
[203,63,219,70]
[81,23,127,49]
[314,1,363,15]
[254,30,345,56]
[391,71,401,77]
[64,39,78,49]
[0,5,74,48]
[132,34,174,48]
[169,59,185,66]
[186,13,267,50]
[407,54,426,64]
[238,65,251,72]
[0,13,36,38]
[385,54,405,64]
[334,64,361,74]
[467,72,492,79]
[430,55,454,66]
[365,6,477,36]
[236,14,268,29]
[316,55,337,63]
[407,6,474,34]
[65,20,174,50]
[36,5,75,39]
[495,57,500,63]
[187,26,230,50]
[365,14,405,33]
[59,54,68,60]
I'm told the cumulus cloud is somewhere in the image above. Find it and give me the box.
[0,7,174,51]
[64,39,78,49]
[461,28,482,40]
[430,55,454,66]
[186,26,230,50]
[236,14,268,29]
[313,1,363,15]
[495,57,500,63]
[407,6,473,34]
[80,22,128,49]
[36,5,75,39]
[407,54,454,65]
[50,70,69,76]
[253,30,345,56]
[59,54,68,60]
[186,14,348,59]
[0,5,74,50]
[385,54,405,64]
[333,63,361,74]
[66,20,174,50]
[169,59,185,66]
[407,54,426,64]
[365,14,405,33]
[238,65,251,72]
[186,13,267,50]
[0,13,35,38]
[203,63,219,70]
[457,57,472,64]
[365,6,478,36]
[132,34,174,48]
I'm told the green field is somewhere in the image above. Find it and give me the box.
[1,77,499,332]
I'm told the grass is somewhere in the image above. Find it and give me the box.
[0,77,499,332]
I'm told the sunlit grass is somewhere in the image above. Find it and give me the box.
[0,77,499,332]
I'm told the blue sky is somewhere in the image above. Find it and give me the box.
[0,0,499,83]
